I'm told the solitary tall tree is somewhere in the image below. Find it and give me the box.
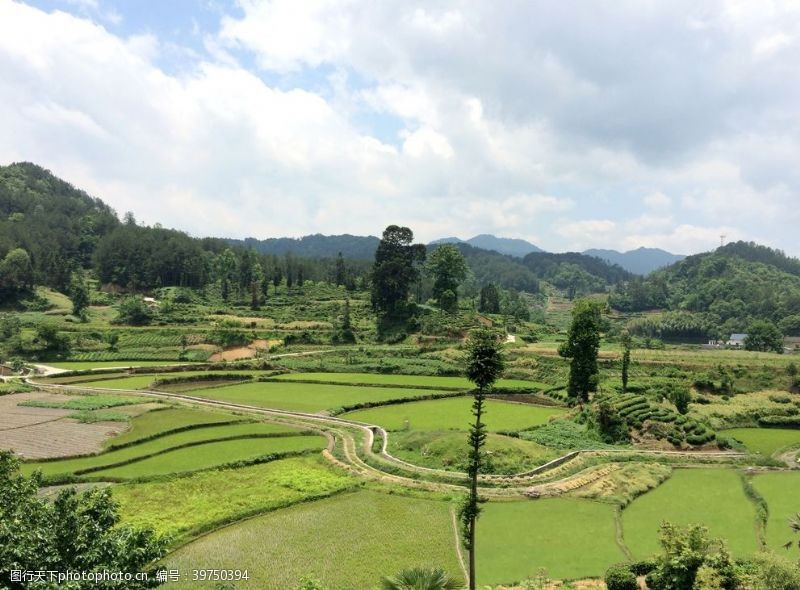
[334,252,347,286]
[478,283,500,314]
[461,329,504,590]
[620,329,632,393]
[68,272,89,319]
[558,299,601,404]
[427,244,468,313]
[371,226,426,325]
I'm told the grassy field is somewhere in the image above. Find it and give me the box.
[161,490,462,589]
[90,435,325,479]
[723,428,800,457]
[272,372,546,390]
[622,468,759,558]
[105,407,243,447]
[344,397,566,432]
[23,422,301,477]
[751,471,800,550]
[188,381,445,413]
[19,394,148,411]
[46,361,200,370]
[389,431,557,474]
[115,456,355,541]
[476,498,625,584]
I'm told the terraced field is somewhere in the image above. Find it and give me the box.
[344,397,566,432]
[271,372,546,390]
[90,435,326,480]
[724,427,800,457]
[188,381,446,413]
[24,421,301,478]
[622,468,759,558]
[161,490,462,590]
[106,407,244,447]
[751,471,800,550]
[476,498,625,585]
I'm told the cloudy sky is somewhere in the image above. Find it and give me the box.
[1,0,799,255]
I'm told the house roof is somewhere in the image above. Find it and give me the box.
[729,333,747,340]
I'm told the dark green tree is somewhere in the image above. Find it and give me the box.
[334,252,347,286]
[0,451,166,589]
[427,244,468,313]
[371,226,426,325]
[745,320,784,353]
[558,299,602,404]
[0,248,34,303]
[620,329,632,393]
[215,249,238,302]
[113,297,153,326]
[669,387,691,415]
[460,329,504,590]
[478,283,500,314]
[69,272,90,319]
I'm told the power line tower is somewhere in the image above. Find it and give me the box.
[719,235,726,248]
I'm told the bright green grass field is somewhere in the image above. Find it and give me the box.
[272,372,546,390]
[476,498,625,584]
[115,457,355,541]
[622,469,759,558]
[47,361,199,370]
[751,471,800,550]
[90,435,325,479]
[106,407,242,448]
[344,397,566,432]
[724,428,800,457]
[161,490,462,590]
[55,371,262,390]
[189,381,444,413]
[19,394,147,411]
[24,422,300,477]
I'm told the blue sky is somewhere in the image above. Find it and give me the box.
[2,0,800,255]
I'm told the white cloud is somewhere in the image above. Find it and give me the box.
[1,1,799,255]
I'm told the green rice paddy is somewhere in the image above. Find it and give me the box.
[724,427,800,457]
[272,372,546,390]
[751,471,800,550]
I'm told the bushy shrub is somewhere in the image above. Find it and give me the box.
[604,563,637,590]
[113,297,153,326]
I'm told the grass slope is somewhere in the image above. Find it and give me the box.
[622,468,759,558]
[272,372,545,390]
[91,435,325,479]
[189,381,444,413]
[476,498,625,584]
[751,471,800,550]
[24,422,300,477]
[161,490,462,590]
[115,457,355,542]
[344,397,565,432]
[46,361,199,370]
[724,428,800,457]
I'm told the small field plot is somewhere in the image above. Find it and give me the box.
[272,372,545,390]
[45,361,199,370]
[622,469,758,558]
[24,421,300,478]
[106,407,243,448]
[115,457,354,541]
[751,471,800,550]
[344,397,566,432]
[476,498,625,585]
[389,431,557,474]
[90,435,325,480]
[190,381,442,413]
[161,490,461,590]
[724,428,800,457]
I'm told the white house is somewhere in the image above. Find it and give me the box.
[727,333,747,347]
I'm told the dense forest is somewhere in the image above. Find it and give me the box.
[610,242,800,337]
[520,251,633,298]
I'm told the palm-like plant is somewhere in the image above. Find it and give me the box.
[784,512,800,550]
[381,567,464,590]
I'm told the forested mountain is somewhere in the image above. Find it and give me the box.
[449,243,540,293]
[583,247,685,275]
[609,242,800,335]
[0,162,119,291]
[429,234,543,257]
[521,252,633,298]
[230,234,380,260]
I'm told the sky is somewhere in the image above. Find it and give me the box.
[1,0,799,255]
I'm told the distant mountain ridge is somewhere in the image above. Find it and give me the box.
[228,234,380,260]
[429,234,544,257]
[583,247,686,275]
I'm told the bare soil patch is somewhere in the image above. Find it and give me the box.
[0,392,77,430]
[207,338,280,362]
